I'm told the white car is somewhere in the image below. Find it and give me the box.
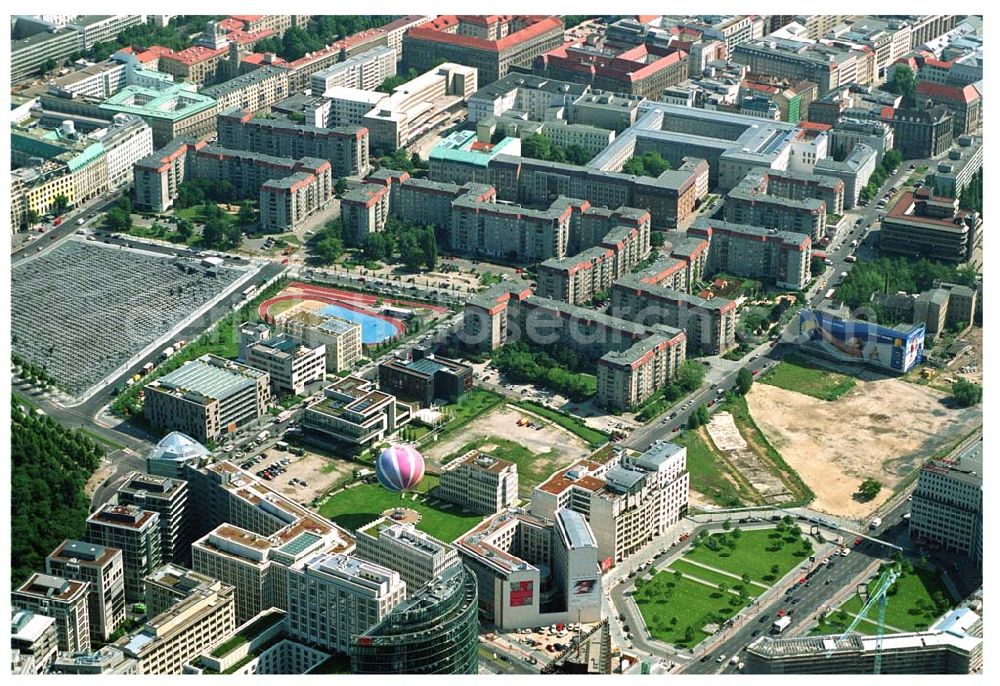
[717,654,727,663]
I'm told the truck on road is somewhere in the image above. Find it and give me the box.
[869,517,882,530]
[773,616,792,633]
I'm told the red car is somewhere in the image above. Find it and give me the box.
[673,425,681,432]
[777,609,786,617]
[854,538,863,546]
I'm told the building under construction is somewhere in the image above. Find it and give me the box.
[744,608,982,674]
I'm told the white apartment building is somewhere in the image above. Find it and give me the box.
[45,540,127,642]
[354,518,462,592]
[91,114,153,189]
[324,86,389,127]
[439,450,520,515]
[910,438,982,567]
[310,46,396,94]
[531,441,689,566]
[302,376,411,450]
[11,610,59,674]
[12,574,91,653]
[116,471,191,564]
[285,553,407,654]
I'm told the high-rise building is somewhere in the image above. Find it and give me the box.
[45,540,127,642]
[302,376,412,450]
[242,332,327,397]
[910,438,982,567]
[354,518,462,592]
[146,431,211,480]
[86,504,163,601]
[285,553,407,654]
[377,350,474,407]
[689,219,812,290]
[12,574,90,653]
[351,564,480,674]
[310,46,397,93]
[270,305,363,374]
[117,472,192,564]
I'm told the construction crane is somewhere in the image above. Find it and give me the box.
[828,567,900,674]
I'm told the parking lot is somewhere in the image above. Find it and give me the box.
[234,444,354,504]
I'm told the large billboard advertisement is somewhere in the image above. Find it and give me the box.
[509,580,534,608]
[568,577,599,610]
[799,309,924,373]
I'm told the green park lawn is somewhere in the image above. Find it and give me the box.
[684,527,813,584]
[838,566,952,632]
[759,354,857,401]
[666,558,763,597]
[633,573,752,647]
[318,474,484,543]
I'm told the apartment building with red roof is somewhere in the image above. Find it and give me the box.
[534,40,688,98]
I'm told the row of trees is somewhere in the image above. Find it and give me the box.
[199,203,243,249]
[622,150,672,177]
[635,360,706,421]
[519,133,592,166]
[311,218,345,265]
[835,256,977,312]
[104,196,134,232]
[958,169,983,213]
[11,400,103,585]
[491,341,595,401]
[12,354,58,391]
[377,148,428,174]
[174,178,245,209]
[255,16,396,62]
[87,16,217,61]
[858,149,903,202]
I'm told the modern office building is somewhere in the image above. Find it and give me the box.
[11,610,59,675]
[285,553,407,654]
[115,574,236,674]
[217,108,370,179]
[355,518,463,592]
[45,540,127,642]
[827,117,894,163]
[531,442,689,567]
[187,459,355,626]
[271,305,363,373]
[879,189,981,264]
[689,219,812,290]
[439,450,520,515]
[930,135,982,198]
[49,645,138,674]
[116,472,192,565]
[403,15,565,85]
[814,143,877,209]
[731,39,874,95]
[99,84,218,147]
[142,565,215,618]
[146,431,211,480]
[11,27,82,83]
[455,508,601,629]
[427,130,523,186]
[350,563,479,674]
[910,438,982,567]
[144,354,271,444]
[377,350,473,407]
[202,66,290,117]
[12,574,90,653]
[323,87,390,128]
[242,332,327,397]
[310,46,397,93]
[302,376,412,450]
[745,609,982,674]
[85,504,162,602]
[361,63,478,151]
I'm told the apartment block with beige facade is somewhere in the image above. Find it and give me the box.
[116,573,236,674]
[86,504,162,602]
[354,518,461,593]
[270,304,363,373]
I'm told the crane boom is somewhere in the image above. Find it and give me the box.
[827,568,900,670]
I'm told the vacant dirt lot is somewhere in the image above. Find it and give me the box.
[423,404,591,473]
[746,379,982,519]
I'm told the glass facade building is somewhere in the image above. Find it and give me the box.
[350,564,479,674]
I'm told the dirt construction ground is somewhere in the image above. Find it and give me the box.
[746,378,982,519]
[247,449,354,504]
[423,404,591,469]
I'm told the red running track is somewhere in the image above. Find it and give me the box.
[258,282,447,340]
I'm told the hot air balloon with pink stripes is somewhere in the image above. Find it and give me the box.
[375,444,425,493]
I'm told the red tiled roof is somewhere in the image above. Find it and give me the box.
[880,106,896,119]
[231,15,264,22]
[162,45,227,66]
[457,15,513,26]
[136,45,174,63]
[923,57,954,69]
[405,15,562,54]
[242,52,289,67]
[219,18,246,32]
[744,81,779,95]
[798,121,832,131]
[916,81,979,104]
